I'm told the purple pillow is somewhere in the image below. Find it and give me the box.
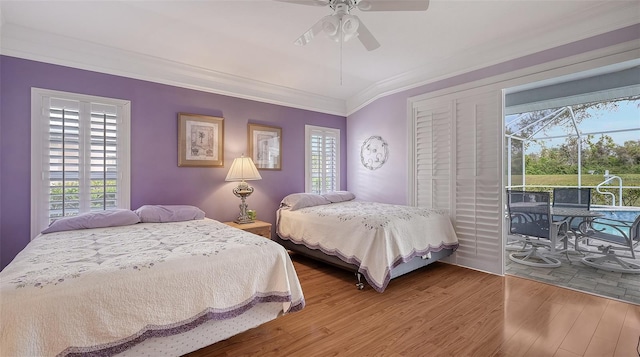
[280,193,331,211]
[41,209,140,234]
[135,205,205,223]
[322,191,356,203]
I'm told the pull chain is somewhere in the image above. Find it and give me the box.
[339,17,343,86]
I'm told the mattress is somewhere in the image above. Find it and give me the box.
[277,201,459,292]
[0,218,304,356]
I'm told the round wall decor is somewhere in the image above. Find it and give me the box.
[360,135,389,170]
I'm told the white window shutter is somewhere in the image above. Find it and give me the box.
[413,101,452,211]
[452,91,503,274]
[411,90,503,275]
[305,125,340,194]
[31,88,131,239]
[88,103,120,211]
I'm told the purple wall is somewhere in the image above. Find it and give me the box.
[0,56,346,269]
[346,24,640,205]
[346,97,410,205]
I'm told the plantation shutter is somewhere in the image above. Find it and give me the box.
[89,103,119,211]
[413,101,452,210]
[411,89,503,275]
[452,91,503,274]
[48,97,83,219]
[305,125,340,194]
[31,88,130,238]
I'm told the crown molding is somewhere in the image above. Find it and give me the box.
[347,36,640,116]
[346,2,640,115]
[2,0,637,118]
[0,24,347,116]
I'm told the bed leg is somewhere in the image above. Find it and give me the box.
[355,272,364,290]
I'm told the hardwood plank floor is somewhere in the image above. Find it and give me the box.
[187,253,640,357]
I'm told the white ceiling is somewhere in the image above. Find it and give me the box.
[1,0,638,115]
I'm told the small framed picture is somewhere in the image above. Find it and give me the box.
[178,113,224,167]
[248,124,282,170]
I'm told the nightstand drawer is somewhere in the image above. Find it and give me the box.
[243,225,271,239]
[223,220,272,239]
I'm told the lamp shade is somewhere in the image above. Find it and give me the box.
[225,156,262,181]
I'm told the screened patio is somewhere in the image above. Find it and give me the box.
[502,66,640,302]
[505,103,640,209]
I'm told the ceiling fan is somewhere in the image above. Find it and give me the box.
[279,0,430,51]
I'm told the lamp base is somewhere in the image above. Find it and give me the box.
[234,217,255,224]
[233,183,255,224]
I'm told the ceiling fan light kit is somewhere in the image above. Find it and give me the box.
[323,13,359,42]
[283,0,430,51]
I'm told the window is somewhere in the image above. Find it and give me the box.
[305,125,340,194]
[31,88,131,238]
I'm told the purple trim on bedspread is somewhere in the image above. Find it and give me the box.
[278,234,458,293]
[59,293,305,357]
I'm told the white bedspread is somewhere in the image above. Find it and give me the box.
[0,219,304,356]
[277,201,459,292]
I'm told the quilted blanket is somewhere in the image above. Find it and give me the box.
[0,219,304,356]
[277,201,459,292]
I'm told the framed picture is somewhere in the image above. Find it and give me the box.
[178,113,224,167]
[248,124,282,170]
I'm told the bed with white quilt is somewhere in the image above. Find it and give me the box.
[0,205,304,357]
[275,192,459,292]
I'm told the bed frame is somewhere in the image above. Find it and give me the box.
[116,302,284,356]
[273,235,455,290]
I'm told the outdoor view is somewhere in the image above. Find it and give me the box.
[504,94,640,298]
[506,96,640,208]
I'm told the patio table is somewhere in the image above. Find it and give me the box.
[551,207,604,252]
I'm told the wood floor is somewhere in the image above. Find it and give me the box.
[187,253,640,357]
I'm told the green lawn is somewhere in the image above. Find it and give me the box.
[509,174,640,206]
[512,174,640,187]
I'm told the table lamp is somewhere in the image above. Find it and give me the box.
[225,155,262,224]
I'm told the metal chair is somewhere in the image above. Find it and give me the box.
[578,215,640,274]
[552,187,591,209]
[553,187,591,229]
[552,187,594,253]
[506,190,569,268]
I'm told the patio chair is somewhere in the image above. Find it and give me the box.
[552,187,591,210]
[506,190,569,268]
[578,215,640,274]
[552,187,592,248]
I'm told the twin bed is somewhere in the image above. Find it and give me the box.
[1,194,459,355]
[275,192,459,292]
[0,209,304,356]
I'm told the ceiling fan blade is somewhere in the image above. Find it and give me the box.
[294,16,330,46]
[353,16,380,51]
[275,0,330,6]
[357,0,429,11]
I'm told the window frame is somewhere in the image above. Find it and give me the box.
[304,125,340,194]
[30,88,131,239]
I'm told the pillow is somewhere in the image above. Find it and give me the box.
[280,193,331,211]
[135,205,205,223]
[41,209,140,234]
[322,191,356,203]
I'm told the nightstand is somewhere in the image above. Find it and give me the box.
[223,220,272,239]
